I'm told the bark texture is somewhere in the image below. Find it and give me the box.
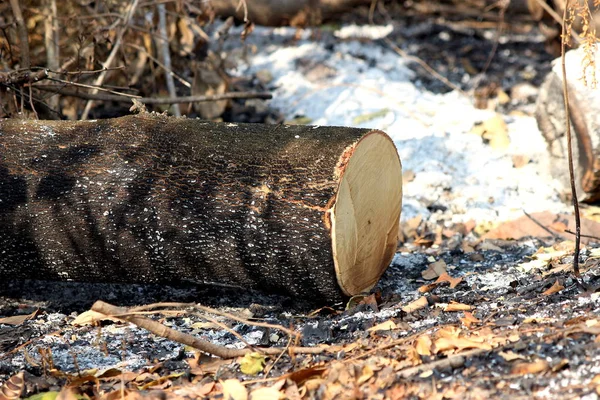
[0,114,401,302]
[204,0,372,26]
[535,45,600,202]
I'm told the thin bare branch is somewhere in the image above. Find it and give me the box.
[383,37,467,97]
[44,0,60,111]
[157,3,180,116]
[481,0,509,74]
[124,43,191,88]
[561,0,582,278]
[91,301,326,358]
[81,0,141,120]
[0,69,48,86]
[35,85,271,104]
[9,0,30,69]
[130,302,299,340]
[45,78,141,98]
[565,229,600,240]
[532,0,582,43]
[522,209,562,239]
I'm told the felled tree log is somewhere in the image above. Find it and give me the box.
[204,0,372,26]
[535,45,600,202]
[205,0,542,27]
[0,114,402,302]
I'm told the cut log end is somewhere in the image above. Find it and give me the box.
[332,131,402,296]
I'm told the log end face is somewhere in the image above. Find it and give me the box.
[331,131,402,296]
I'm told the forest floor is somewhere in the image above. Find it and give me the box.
[3,8,600,400]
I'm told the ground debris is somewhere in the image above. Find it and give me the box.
[2,235,600,398]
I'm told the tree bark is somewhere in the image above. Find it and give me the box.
[204,0,372,26]
[0,114,402,302]
[535,45,600,203]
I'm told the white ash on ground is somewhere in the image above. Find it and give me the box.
[229,22,570,225]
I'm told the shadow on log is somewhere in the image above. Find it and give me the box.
[0,114,402,303]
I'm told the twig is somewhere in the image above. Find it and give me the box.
[130,302,299,340]
[9,0,30,69]
[124,43,191,88]
[522,209,562,239]
[0,69,48,86]
[44,0,59,111]
[481,0,509,75]
[565,229,600,241]
[28,84,38,119]
[35,86,271,104]
[143,309,262,354]
[81,0,140,120]
[157,3,180,117]
[45,78,141,98]
[532,0,582,43]
[383,37,467,97]
[59,66,126,75]
[91,301,325,358]
[561,0,582,278]
[397,348,489,378]
[263,335,292,378]
[235,0,249,22]
[365,0,464,96]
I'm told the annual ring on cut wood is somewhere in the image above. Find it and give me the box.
[331,132,402,295]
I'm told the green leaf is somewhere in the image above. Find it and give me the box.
[24,392,60,400]
[352,108,390,125]
[239,352,266,376]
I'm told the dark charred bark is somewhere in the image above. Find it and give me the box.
[0,114,402,302]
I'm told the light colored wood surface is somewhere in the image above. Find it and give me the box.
[332,131,402,295]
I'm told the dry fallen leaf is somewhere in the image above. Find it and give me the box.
[461,242,475,253]
[436,326,462,339]
[249,386,283,400]
[402,170,416,183]
[415,335,432,356]
[460,312,481,328]
[422,260,447,280]
[444,302,472,312]
[499,351,526,361]
[417,282,440,293]
[356,365,374,385]
[592,374,600,395]
[0,371,24,400]
[221,379,248,400]
[471,114,510,149]
[402,296,429,313]
[510,359,549,375]
[56,386,80,400]
[522,317,556,324]
[477,240,504,252]
[542,279,565,296]
[0,310,39,326]
[177,17,195,56]
[72,310,122,326]
[512,154,530,168]
[518,258,551,273]
[483,212,600,244]
[367,320,397,332]
[436,272,463,289]
[283,366,326,385]
[434,337,492,353]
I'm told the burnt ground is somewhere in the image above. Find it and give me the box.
[2,8,600,400]
[3,236,600,399]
